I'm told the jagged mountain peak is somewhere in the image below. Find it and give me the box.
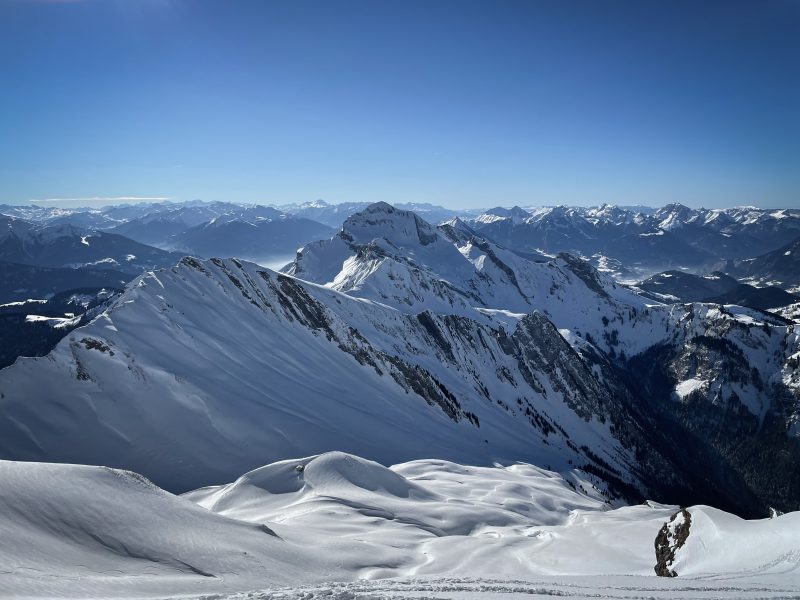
[656,202,693,216]
[302,198,330,208]
[530,205,590,225]
[438,217,479,244]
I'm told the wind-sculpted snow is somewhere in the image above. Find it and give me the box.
[187,452,671,580]
[0,459,322,599]
[672,505,800,577]
[2,453,798,599]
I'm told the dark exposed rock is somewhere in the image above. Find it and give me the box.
[654,508,692,577]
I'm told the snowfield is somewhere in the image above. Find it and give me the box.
[1,452,798,599]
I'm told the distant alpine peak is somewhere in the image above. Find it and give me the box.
[438,216,478,242]
[303,199,330,208]
[586,203,622,218]
[656,202,692,215]
[485,206,531,220]
[341,202,440,247]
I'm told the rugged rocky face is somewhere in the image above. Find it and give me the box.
[626,311,800,516]
[0,203,797,517]
[654,508,692,577]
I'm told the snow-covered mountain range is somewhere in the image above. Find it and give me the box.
[5,199,799,286]
[466,203,800,279]
[0,202,798,518]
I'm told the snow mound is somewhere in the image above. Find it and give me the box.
[303,451,427,498]
[188,454,673,577]
[0,460,323,598]
[674,506,800,577]
[199,452,433,516]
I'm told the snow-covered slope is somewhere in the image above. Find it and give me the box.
[190,452,800,582]
[730,235,800,290]
[2,453,798,599]
[671,505,800,578]
[0,255,662,495]
[0,459,327,599]
[187,451,668,580]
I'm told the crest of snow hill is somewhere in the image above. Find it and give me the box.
[1,202,798,521]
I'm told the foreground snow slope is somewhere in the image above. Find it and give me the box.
[0,460,326,599]
[674,505,800,577]
[2,452,798,599]
[188,452,800,582]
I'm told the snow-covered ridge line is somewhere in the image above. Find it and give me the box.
[0,254,661,495]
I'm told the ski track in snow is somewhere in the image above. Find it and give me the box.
[187,576,800,600]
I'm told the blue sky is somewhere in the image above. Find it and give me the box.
[1,0,798,209]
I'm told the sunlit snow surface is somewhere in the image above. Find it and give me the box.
[2,452,798,599]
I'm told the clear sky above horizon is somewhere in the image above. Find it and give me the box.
[1,0,798,209]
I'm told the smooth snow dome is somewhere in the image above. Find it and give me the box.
[2,452,799,599]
